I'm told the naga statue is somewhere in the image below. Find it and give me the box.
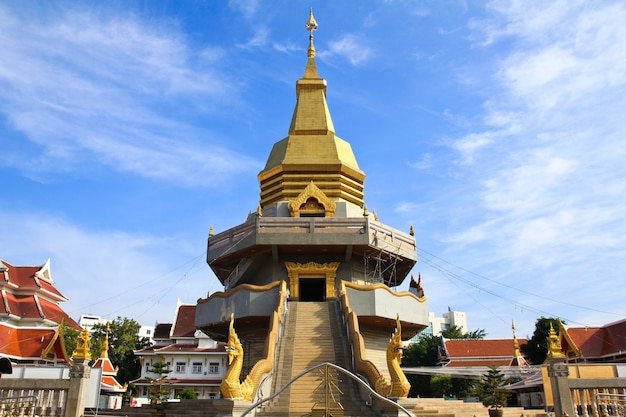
[384,314,411,398]
[220,313,254,400]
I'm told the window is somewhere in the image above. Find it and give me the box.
[175,362,186,373]
[146,329,151,335]
[145,362,151,372]
[192,362,202,374]
[209,362,219,374]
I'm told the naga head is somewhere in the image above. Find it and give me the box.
[225,313,243,365]
[388,314,404,362]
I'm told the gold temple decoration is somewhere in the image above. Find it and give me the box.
[288,181,336,217]
[41,318,71,363]
[338,282,415,399]
[257,9,366,210]
[285,261,339,299]
[547,322,564,359]
[306,7,318,58]
[512,320,521,357]
[209,226,214,237]
[220,313,254,400]
[386,314,411,398]
[73,327,92,360]
[101,323,110,359]
[215,282,288,402]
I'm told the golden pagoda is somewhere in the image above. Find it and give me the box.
[196,10,428,416]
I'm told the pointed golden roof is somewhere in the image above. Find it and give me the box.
[258,9,366,211]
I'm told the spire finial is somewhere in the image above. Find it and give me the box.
[305,7,318,58]
[512,320,520,356]
[102,322,110,359]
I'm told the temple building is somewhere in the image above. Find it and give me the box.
[0,259,79,365]
[133,303,227,402]
[195,10,429,416]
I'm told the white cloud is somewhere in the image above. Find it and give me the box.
[237,27,269,49]
[418,0,626,328]
[228,0,260,19]
[320,34,373,66]
[0,5,261,186]
[0,210,212,323]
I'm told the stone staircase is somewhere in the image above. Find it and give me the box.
[395,398,541,417]
[257,300,377,417]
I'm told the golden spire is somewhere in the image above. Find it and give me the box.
[257,8,366,210]
[101,322,110,359]
[305,7,318,58]
[512,320,521,357]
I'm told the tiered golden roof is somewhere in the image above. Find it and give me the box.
[258,9,366,211]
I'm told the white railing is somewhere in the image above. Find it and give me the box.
[0,390,66,417]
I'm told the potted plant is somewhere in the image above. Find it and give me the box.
[478,365,510,417]
[146,361,172,417]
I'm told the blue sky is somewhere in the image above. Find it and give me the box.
[2,0,626,339]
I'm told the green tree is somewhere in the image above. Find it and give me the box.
[176,389,198,400]
[90,317,151,384]
[431,374,453,398]
[147,361,172,411]
[403,332,442,397]
[403,326,486,398]
[62,323,81,357]
[478,366,510,409]
[520,317,561,365]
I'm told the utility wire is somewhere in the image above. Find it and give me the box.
[419,247,626,320]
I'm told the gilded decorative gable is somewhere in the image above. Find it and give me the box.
[288,181,336,217]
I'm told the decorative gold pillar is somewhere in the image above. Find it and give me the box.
[284,261,340,299]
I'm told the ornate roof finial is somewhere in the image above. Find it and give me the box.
[512,320,520,356]
[547,321,565,360]
[101,322,110,359]
[72,327,92,360]
[306,7,318,58]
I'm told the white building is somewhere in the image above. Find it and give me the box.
[407,308,468,343]
[78,314,155,344]
[131,303,227,401]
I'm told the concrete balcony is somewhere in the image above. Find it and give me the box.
[207,216,417,286]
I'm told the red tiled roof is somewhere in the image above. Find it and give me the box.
[158,343,225,353]
[1,261,66,300]
[93,356,117,374]
[444,338,527,358]
[444,359,511,367]
[154,323,172,339]
[1,292,80,329]
[100,375,125,392]
[563,319,626,359]
[3,293,41,319]
[172,305,196,338]
[0,324,55,359]
[38,298,80,329]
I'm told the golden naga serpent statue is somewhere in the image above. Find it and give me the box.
[220,313,254,400]
[220,309,410,400]
[384,314,411,398]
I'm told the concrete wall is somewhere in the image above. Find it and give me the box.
[196,283,281,327]
[344,286,428,327]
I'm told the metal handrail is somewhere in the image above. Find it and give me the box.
[240,362,415,417]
